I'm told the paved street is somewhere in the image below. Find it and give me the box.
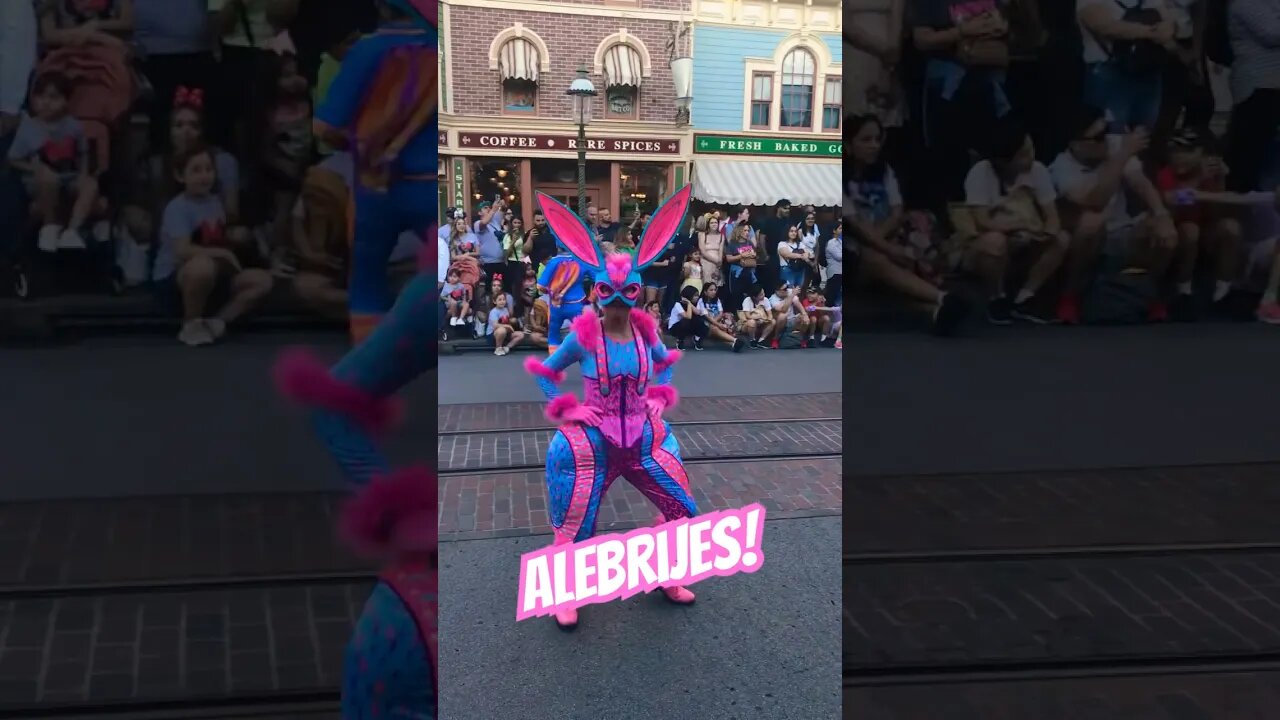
[848,325,1280,718]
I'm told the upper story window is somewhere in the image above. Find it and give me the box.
[750,72,773,129]
[499,36,541,115]
[822,77,841,131]
[779,49,815,130]
[602,44,643,120]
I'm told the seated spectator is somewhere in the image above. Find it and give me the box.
[513,287,548,349]
[696,283,746,352]
[1077,0,1176,133]
[262,39,314,272]
[290,156,352,320]
[766,282,812,348]
[802,286,838,347]
[667,284,707,350]
[962,120,1069,324]
[153,145,273,346]
[7,74,99,252]
[37,0,137,174]
[1154,128,1244,318]
[1050,107,1179,322]
[738,284,777,349]
[486,291,526,355]
[847,114,968,334]
[441,268,471,327]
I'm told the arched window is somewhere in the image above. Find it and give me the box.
[779,48,815,130]
[602,43,643,120]
[499,37,540,115]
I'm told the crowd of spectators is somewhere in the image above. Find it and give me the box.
[435,198,844,355]
[846,0,1280,334]
[0,0,432,346]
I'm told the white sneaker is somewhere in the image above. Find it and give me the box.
[57,228,86,249]
[37,225,62,253]
[203,318,226,341]
[177,320,213,347]
[494,347,503,356]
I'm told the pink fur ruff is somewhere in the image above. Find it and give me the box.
[605,253,633,288]
[340,465,437,558]
[545,393,583,423]
[571,308,601,348]
[274,348,403,433]
[654,348,683,374]
[646,384,679,409]
[630,307,659,344]
[523,356,565,384]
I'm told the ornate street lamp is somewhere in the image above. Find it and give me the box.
[566,64,597,218]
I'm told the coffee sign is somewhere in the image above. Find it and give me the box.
[693,134,841,158]
[457,132,679,155]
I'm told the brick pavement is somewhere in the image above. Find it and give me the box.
[847,671,1280,720]
[0,582,369,708]
[437,393,841,432]
[847,463,1280,553]
[438,420,842,472]
[439,457,842,540]
[0,495,369,590]
[845,552,1280,670]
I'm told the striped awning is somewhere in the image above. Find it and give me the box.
[692,159,841,207]
[499,37,540,83]
[603,44,642,88]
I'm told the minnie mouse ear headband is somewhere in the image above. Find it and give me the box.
[173,86,204,110]
[383,0,437,29]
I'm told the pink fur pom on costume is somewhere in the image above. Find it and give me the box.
[646,384,679,410]
[340,465,437,558]
[545,393,584,423]
[630,307,659,344]
[571,308,601,348]
[605,253,632,288]
[655,348,683,374]
[523,356,565,384]
[274,348,403,434]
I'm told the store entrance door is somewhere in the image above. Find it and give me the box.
[533,182,602,215]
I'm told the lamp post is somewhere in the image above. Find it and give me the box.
[566,64,597,219]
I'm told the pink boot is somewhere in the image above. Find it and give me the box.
[651,514,696,605]
[551,533,578,631]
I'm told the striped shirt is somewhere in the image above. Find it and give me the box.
[1229,0,1280,104]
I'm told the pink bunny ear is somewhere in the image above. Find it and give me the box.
[636,185,692,270]
[536,192,604,271]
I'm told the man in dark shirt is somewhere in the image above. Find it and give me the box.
[759,198,794,294]
[528,209,557,271]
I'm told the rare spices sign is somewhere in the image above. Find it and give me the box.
[456,133,679,155]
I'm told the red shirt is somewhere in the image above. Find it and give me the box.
[1155,166,1225,224]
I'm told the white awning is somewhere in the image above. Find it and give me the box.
[603,44,642,88]
[692,158,841,207]
[499,37,540,83]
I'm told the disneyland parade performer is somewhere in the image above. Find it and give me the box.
[274,258,438,718]
[313,0,437,345]
[523,186,700,630]
[537,231,591,354]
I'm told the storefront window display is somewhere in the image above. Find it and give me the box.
[471,159,522,216]
[618,165,669,221]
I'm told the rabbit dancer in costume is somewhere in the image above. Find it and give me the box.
[524,186,700,631]
[537,240,590,354]
[313,0,437,345]
[273,258,439,718]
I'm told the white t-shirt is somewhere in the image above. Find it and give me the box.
[1077,0,1170,65]
[437,234,450,282]
[964,160,1058,209]
[741,295,772,315]
[666,303,687,329]
[1049,147,1145,231]
[778,239,806,269]
[697,297,725,317]
[768,292,798,317]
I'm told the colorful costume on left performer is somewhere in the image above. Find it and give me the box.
[523,186,699,629]
[274,249,438,718]
[315,0,437,344]
[537,248,588,354]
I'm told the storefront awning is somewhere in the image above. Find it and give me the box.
[603,44,642,88]
[692,159,841,207]
[499,37,540,83]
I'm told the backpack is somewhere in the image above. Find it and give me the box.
[1082,270,1156,325]
[1106,0,1168,75]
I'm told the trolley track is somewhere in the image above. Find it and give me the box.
[0,690,339,719]
[436,415,844,437]
[439,449,842,477]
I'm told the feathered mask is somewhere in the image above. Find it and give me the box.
[535,185,692,307]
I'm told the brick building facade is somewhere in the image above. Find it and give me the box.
[439,0,692,224]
